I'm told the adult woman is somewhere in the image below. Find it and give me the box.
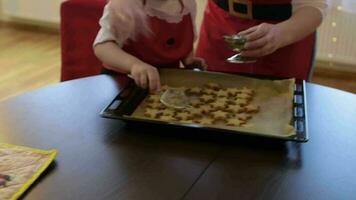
[196,0,328,80]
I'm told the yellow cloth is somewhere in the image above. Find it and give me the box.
[0,143,57,200]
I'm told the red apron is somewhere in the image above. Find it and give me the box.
[196,0,315,80]
[106,1,194,72]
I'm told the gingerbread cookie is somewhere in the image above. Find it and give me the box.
[160,85,169,92]
[197,118,215,125]
[199,94,215,103]
[202,88,217,96]
[204,83,222,90]
[234,98,249,106]
[144,108,161,118]
[175,112,192,121]
[239,87,254,95]
[186,87,202,95]
[146,102,165,109]
[245,105,260,113]
[198,105,213,114]
[225,88,240,97]
[180,119,195,124]
[211,110,229,121]
[216,89,229,97]
[236,93,253,101]
[236,113,252,121]
[189,108,204,118]
[190,98,202,107]
[217,97,230,104]
[159,115,176,121]
[227,104,245,113]
[161,109,175,117]
[146,94,161,103]
[210,101,226,110]
[226,118,246,127]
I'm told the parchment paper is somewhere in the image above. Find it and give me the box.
[131,69,296,138]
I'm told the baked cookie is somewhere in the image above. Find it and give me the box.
[190,98,202,107]
[175,112,192,121]
[210,101,226,110]
[236,113,252,121]
[146,102,165,109]
[245,104,260,113]
[226,118,246,127]
[204,83,222,90]
[146,94,161,103]
[180,119,195,124]
[217,97,230,104]
[199,105,213,114]
[160,85,169,92]
[161,109,175,116]
[196,118,215,125]
[144,108,161,118]
[159,115,176,121]
[211,110,229,121]
[236,93,253,101]
[202,88,217,96]
[189,108,204,118]
[186,87,202,95]
[227,104,245,113]
[199,94,215,103]
[239,87,254,95]
[216,89,229,97]
[225,88,240,97]
[234,98,249,106]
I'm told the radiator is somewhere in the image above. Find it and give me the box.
[1,0,63,23]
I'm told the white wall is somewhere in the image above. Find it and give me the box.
[0,0,63,23]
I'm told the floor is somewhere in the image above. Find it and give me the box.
[0,22,355,101]
[0,22,60,101]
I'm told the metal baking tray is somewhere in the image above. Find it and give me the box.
[100,70,309,142]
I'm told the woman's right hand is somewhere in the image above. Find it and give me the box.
[130,61,161,92]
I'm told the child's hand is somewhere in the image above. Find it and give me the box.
[183,56,207,71]
[130,61,161,92]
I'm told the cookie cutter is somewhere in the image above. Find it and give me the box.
[127,74,191,109]
[160,87,191,109]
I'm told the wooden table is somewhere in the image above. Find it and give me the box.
[0,75,355,200]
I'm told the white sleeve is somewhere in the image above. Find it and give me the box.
[183,0,198,41]
[93,3,123,47]
[292,0,329,19]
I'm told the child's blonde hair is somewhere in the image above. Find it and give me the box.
[109,0,152,43]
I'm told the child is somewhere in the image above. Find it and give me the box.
[94,0,206,92]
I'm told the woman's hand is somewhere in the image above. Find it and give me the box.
[239,23,284,58]
[130,61,161,92]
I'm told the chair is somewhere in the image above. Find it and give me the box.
[60,0,106,81]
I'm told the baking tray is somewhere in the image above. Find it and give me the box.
[100,69,309,142]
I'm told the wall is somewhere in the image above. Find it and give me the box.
[0,0,62,25]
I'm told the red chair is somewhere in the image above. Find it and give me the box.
[60,0,106,81]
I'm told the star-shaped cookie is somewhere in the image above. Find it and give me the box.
[245,105,260,113]
[211,110,229,121]
[204,83,222,90]
[144,108,161,118]
[199,94,215,103]
[227,104,245,113]
[226,118,246,127]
